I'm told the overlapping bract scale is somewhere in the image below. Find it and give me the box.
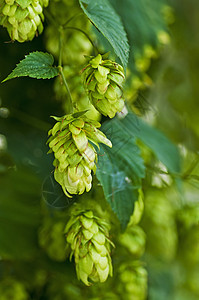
[82,54,125,118]
[47,113,112,197]
[0,0,49,42]
[65,210,114,286]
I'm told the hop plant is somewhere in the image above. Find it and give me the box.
[45,0,92,65]
[54,65,101,121]
[0,0,49,42]
[65,209,114,286]
[47,113,112,197]
[82,54,125,118]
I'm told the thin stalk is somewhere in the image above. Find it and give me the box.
[65,26,98,55]
[58,26,73,114]
[59,67,73,114]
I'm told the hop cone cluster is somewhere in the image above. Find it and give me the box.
[0,0,49,42]
[47,113,112,197]
[65,210,114,286]
[82,54,125,118]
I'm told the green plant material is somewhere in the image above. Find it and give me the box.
[2,52,59,82]
[109,0,169,74]
[65,209,114,286]
[117,112,181,176]
[118,225,146,258]
[96,118,145,230]
[47,113,112,197]
[45,0,93,65]
[0,0,49,42]
[79,0,129,70]
[0,167,41,259]
[54,65,101,120]
[38,218,67,262]
[117,261,148,300]
[82,53,125,118]
[0,277,29,300]
[141,188,178,262]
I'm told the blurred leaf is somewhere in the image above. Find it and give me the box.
[2,52,59,82]
[0,167,41,259]
[109,0,168,72]
[119,112,181,175]
[79,0,129,69]
[96,118,145,229]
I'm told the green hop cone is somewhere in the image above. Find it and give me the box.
[47,113,112,197]
[82,54,125,118]
[0,0,49,42]
[65,209,114,286]
[117,262,148,300]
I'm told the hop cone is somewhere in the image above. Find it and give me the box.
[65,210,114,286]
[47,113,112,197]
[117,262,148,300]
[0,0,49,42]
[82,54,125,118]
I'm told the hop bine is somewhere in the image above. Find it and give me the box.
[0,0,49,42]
[65,209,114,286]
[82,54,125,118]
[47,113,112,197]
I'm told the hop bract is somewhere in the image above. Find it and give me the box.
[82,54,125,118]
[65,210,114,286]
[47,113,112,197]
[0,0,49,42]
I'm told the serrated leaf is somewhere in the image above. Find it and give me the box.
[79,0,129,70]
[2,52,59,82]
[120,112,181,175]
[96,119,145,229]
[109,0,169,74]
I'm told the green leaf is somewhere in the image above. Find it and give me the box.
[79,0,129,70]
[119,112,181,175]
[2,52,59,82]
[96,119,145,229]
[109,0,168,74]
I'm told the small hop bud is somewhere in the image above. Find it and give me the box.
[65,209,114,286]
[117,262,148,300]
[0,0,49,42]
[82,54,125,118]
[47,113,112,197]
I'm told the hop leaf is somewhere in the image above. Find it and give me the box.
[0,0,49,42]
[82,54,125,118]
[65,209,114,286]
[47,113,112,197]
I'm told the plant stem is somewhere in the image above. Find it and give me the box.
[59,67,73,114]
[58,26,73,114]
[65,26,98,55]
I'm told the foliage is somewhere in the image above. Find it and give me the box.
[0,0,198,299]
